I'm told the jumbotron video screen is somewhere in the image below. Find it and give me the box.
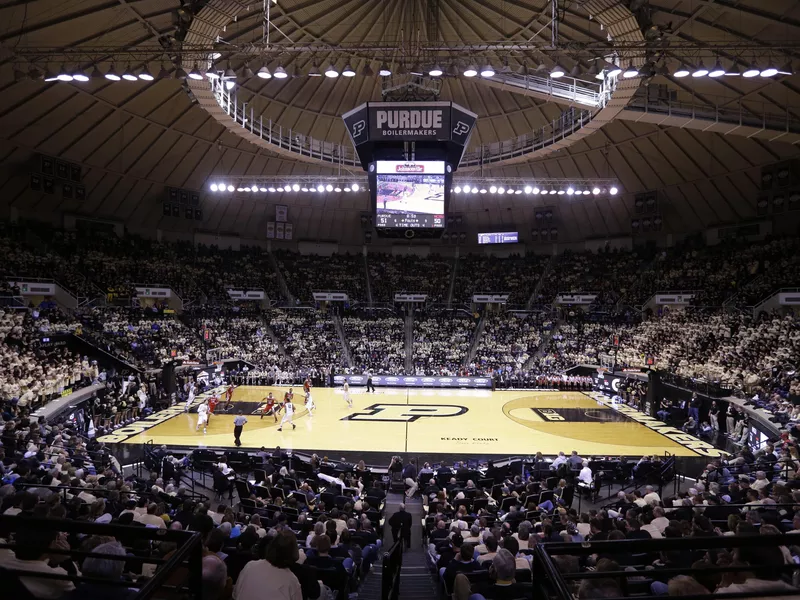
[374,161,446,229]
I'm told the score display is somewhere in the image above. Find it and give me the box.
[373,161,446,229]
[478,232,519,245]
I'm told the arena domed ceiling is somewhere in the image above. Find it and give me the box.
[1,0,799,244]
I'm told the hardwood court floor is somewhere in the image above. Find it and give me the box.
[115,386,708,457]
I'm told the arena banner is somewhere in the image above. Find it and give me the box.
[227,290,266,300]
[7,281,56,296]
[312,292,348,301]
[333,374,493,389]
[555,293,597,305]
[655,293,693,304]
[135,286,171,298]
[778,292,800,305]
[394,293,427,302]
[472,293,510,304]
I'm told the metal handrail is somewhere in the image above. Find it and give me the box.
[210,78,604,169]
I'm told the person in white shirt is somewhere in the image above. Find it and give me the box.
[234,530,302,600]
[751,471,770,491]
[0,530,76,599]
[651,507,670,533]
[184,382,195,412]
[578,461,593,485]
[643,485,661,506]
[342,381,352,408]
[304,391,315,416]
[136,503,166,528]
[278,399,296,431]
[551,452,567,471]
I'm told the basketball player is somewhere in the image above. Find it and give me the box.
[208,394,219,418]
[224,383,234,410]
[284,387,294,406]
[196,400,209,433]
[184,382,195,412]
[304,390,315,416]
[342,381,352,408]
[303,377,311,395]
[278,397,296,431]
[261,392,278,422]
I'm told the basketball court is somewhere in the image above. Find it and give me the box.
[100,386,722,460]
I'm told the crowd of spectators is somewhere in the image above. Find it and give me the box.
[368,253,453,303]
[275,250,366,304]
[270,310,346,370]
[341,313,405,374]
[413,311,477,375]
[469,312,549,375]
[452,254,548,305]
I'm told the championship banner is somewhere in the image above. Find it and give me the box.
[333,375,492,389]
[266,222,275,239]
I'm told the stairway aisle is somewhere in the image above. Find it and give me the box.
[404,312,414,374]
[384,493,439,600]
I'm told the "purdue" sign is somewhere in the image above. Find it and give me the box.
[368,103,451,141]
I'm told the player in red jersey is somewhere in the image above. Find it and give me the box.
[224,384,234,410]
[261,392,278,422]
[303,378,311,395]
[284,388,294,406]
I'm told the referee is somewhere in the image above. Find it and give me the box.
[233,412,248,447]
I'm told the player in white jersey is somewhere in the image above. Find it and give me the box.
[196,401,209,433]
[278,398,296,431]
[304,391,315,416]
[343,381,352,408]
[184,383,195,412]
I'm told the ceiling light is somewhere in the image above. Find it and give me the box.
[549,189,557,195]
[268,187,277,192]
[259,187,267,192]
[173,65,187,80]
[138,67,155,81]
[463,64,478,77]
[188,64,204,80]
[610,186,619,195]
[489,185,497,193]
[480,64,495,77]
[570,64,582,77]
[410,63,423,76]
[743,62,760,78]
[506,188,514,194]
[276,187,284,192]
[155,63,170,79]
[592,187,600,195]
[454,186,462,194]
[325,64,339,78]
[334,187,342,192]
[122,65,138,81]
[86,65,103,79]
[72,69,90,82]
[379,63,392,77]
[673,63,690,78]
[206,68,220,80]
[532,187,540,194]
[480,188,487,194]
[326,184,334,192]
[225,80,235,90]
[223,64,236,80]
[524,186,533,194]
[692,61,709,77]
[607,62,622,77]
[567,187,575,195]
[429,65,443,77]
[361,63,374,77]
[446,63,459,77]
[708,59,725,78]
[777,61,793,76]
[623,61,639,78]
[343,187,351,192]
[497,186,506,194]
[396,63,408,75]
[557,190,565,195]
[550,63,566,78]
[302,187,309,192]
[273,66,288,79]
[210,52,222,61]
[242,63,254,78]
[210,184,218,192]
[724,63,741,76]
[760,63,778,77]
[227,185,235,192]
[514,189,522,195]
[342,64,356,77]
[257,65,272,79]
[308,62,321,77]
[292,184,300,191]
[57,65,73,82]
[237,188,245,192]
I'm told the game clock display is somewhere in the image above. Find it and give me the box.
[373,160,446,228]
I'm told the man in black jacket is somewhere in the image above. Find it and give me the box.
[388,503,412,548]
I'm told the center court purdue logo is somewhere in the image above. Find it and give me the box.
[341,403,467,422]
